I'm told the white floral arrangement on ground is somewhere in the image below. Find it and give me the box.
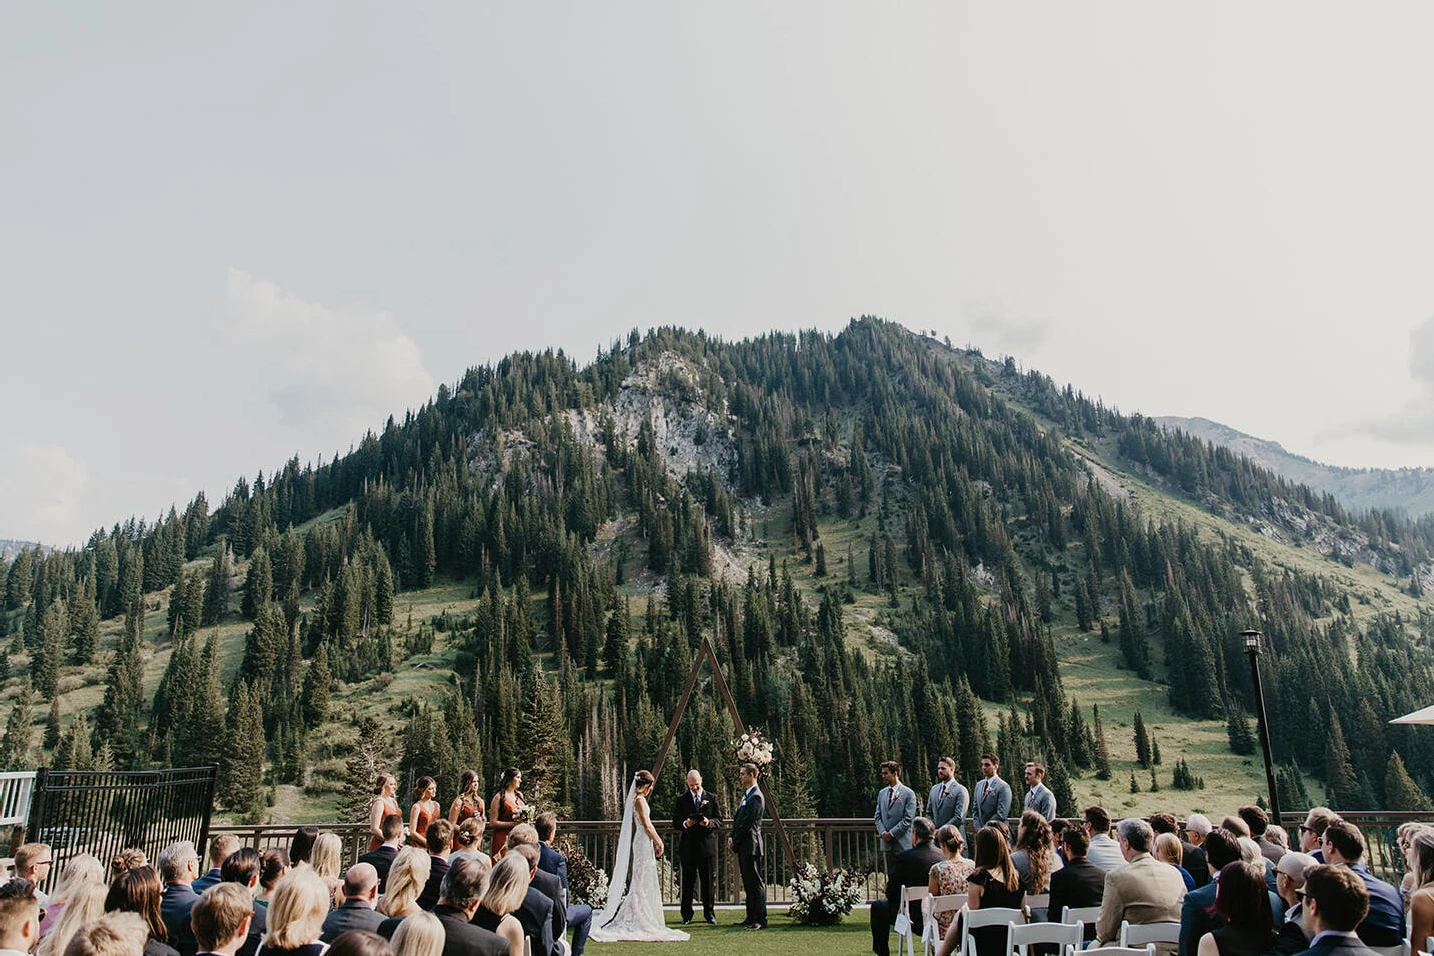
[787,863,865,926]
[733,728,775,769]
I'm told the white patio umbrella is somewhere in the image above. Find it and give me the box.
[1389,704,1434,725]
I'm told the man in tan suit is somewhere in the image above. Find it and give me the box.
[1095,818,1187,953]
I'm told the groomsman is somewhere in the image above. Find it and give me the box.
[1023,762,1056,820]
[971,753,1012,830]
[672,769,721,925]
[926,757,970,841]
[728,762,767,930]
[874,760,917,878]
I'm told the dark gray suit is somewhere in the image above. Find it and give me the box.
[321,900,385,943]
[729,784,766,927]
[435,903,507,956]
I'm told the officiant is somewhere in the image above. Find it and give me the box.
[672,768,722,925]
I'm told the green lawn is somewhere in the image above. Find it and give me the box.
[590,912,872,956]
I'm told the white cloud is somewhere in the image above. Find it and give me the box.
[0,444,90,547]
[1342,315,1434,448]
[220,269,436,445]
[961,300,1052,358]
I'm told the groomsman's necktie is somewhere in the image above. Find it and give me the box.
[888,786,895,807]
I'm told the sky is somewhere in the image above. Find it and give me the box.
[3,2,1434,548]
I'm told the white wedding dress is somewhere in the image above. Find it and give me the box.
[589,782,690,943]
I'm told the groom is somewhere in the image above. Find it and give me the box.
[727,762,767,930]
[673,769,721,925]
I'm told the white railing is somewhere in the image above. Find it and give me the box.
[0,771,37,829]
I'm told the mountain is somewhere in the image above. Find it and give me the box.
[1157,416,1434,518]
[3,318,1433,825]
[0,540,43,562]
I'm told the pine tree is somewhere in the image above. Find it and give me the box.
[0,686,33,769]
[1133,711,1151,768]
[1324,710,1359,809]
[44,698,61,751]
[300,643,332,730]
[1226,706,1255,756]
[1385,751,1433,811]
[1093,704,1112,780]
[345,716,390,821]
[93,599,145,766]
[241,548,272,620]
[220,681,266,821]
[1276,763,1312,812]
[201,546,235,625]
[1129,771,1140,793]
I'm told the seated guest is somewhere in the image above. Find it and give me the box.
[431,856,506,956]
[871,816,941,956]
[505,843,559,956]
[1299,809,1338,864]
[1195,861,1275,956]
[472,856,530,956]
[1,877,44,956]
[375,850,431,936]
[1267,826,1291,854]
[38,881,107,956]
[1184,816,1214,889]
[195,838,239,895]
[390,912,443,956]
[104,866,180,956]
[111,850,151,884]
[256,851,290,908]
[14,844,54,906]
[1154,814,1209,891]
[1319,821,1403,948]
[220,848,266,956]
[1273,853,1318,955]
[1155,833,1196,891]
[1237,806,1283,865]
[191,883,256,956]
[1048,825,1105,942]
[308,835,344,908]
[1084,807,1126,872]
[935,826,1025,956]
[260,869,331,956]
[290,829,321,870]
[535,813,591,956]
[1293,865,1380,956]
[416,821,454,913]
[322,865,384,943]
[325,933,392,956]
[448,820,489,867]
[38,854,105,939]
[1180,829,1245,956]
[1406,829,1434,956]
[359,817,406,893]
[157,841,202,956]
[1094,818,1185,953]
[64,911,151,956]
[927,825,976,941]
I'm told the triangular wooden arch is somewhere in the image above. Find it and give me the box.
[649,633,797,871]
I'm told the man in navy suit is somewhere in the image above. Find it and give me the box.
[673,769,722,926]
[417,819,453,912]
[1291,865,1379,956]
[1319,821,1403,948]
[358,814,405,892]
[158,840,202,956]
[536,813,592,956]
[728,762,767,930]
[193,835,239,895]
[509,839,563,956]
[1179,829,1263,956]
[434,856,508,956]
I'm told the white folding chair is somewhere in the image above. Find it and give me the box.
[1024,893,1051,920]
[922,895,967,956]
[1118,921,1181,948]
[959,907,1026,956]
[897,886,931,956]
[1060,906,1102,926]
[1009,920,1082,956]
[523,939,532,956]
[1070,946,1155,956]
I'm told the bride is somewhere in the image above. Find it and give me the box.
[589,769,690,943]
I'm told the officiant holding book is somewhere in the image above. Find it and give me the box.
[673,769,722,925]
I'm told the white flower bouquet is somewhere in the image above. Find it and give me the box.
[733,728,775,769]
[787,863,865,925]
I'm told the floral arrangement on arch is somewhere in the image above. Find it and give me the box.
[733,728,775,770]
[787,863,865,925]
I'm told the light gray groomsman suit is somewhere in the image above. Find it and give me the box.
[1024,781,1056,821]
[926,780,970,840]
[874,782,917,876]
[971,774,1012,829]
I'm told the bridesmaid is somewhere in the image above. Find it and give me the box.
[448,769,485,825]
[368,773,402,852]
[408,777,440,850]
[488,767,526,859]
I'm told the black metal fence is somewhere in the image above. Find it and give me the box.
[27,765,218,892]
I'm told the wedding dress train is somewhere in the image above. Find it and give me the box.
[588,781,690,943]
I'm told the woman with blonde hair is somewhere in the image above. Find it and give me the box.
[37,882,106,956]
[368,775,401,853]
[448,818,490,866]
[389,911,443,956]
[1405,828,1434,952]
[309,834,344,907]
[38,853,105,937]
[376,849,430,919]
[1154,832,1196,890]
[260,868,331,956]
[472,855,529,956]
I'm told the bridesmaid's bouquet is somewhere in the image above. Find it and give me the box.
[733,728,775,769]
[787,863,865,925]
[516,804,537,825]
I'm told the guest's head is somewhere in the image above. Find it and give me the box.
[1265,825,1290,851]
[310,833,344,882]
[1275,852,1317,907]
[1083,806,1112,836]
[343,864,380,907]
[0,877,43,954]
[377,848,430,917]
[206,835,239,871]
[14,843,53,887]
[1215,861,1274,931]
[425,819,454,856]
[1321,820,1366,865]
[1061,825,1090,860]
[265,868,330,950]
[934,825,965,859]
[511,843,540,876]
[1237,837,1262,864]
[157,842,200,887]
[507,824,538,849]
[1186,814,1212,845]
[391,911,443,956]
[973,827,1018,892]
[535,813,558,844]
[1407,829,1434,888]
[220,847,261,891]
[328,931,394,956]
[104,866,168,943]
[911,817,935,846]
[190,883,254,954]
[259,848,290,894]
[1148,813,1178,836]
[1221,816,1251,839]
[454,818,485,853]
[1302,864,1369,934]
[38,883,107,956]
[1300,807,1337,853]
[49,854,106,905]
[290,827,320,867]
[481,855,530,918]
[438,856,491,913]
[61,911,148,956]
[1237,805,1269,838]
[380,814,404,845]
[108,848,147,883]
[1117,818,1154,859]
[1154,832,1184,868]
[1204,828,1243,875]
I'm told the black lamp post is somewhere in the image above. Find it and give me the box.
[1243,628,1281,824]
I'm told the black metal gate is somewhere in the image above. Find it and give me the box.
[27,765,218,890]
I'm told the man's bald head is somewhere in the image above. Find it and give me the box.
[343,863,379,901]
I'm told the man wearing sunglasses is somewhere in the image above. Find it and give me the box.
[0,877,43,956]
[11,845,52,907]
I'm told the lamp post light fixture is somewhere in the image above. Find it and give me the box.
[1242,628,1281,824]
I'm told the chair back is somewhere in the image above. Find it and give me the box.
[922,895,967,956]
[1069,946,1155,956]
[1118,921,1181,947]
[897,886,931,956]
[1009,920,1082,956]
[1060,906,1102,926]
[959,907,1026,956]
[1024,892,1050,915]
